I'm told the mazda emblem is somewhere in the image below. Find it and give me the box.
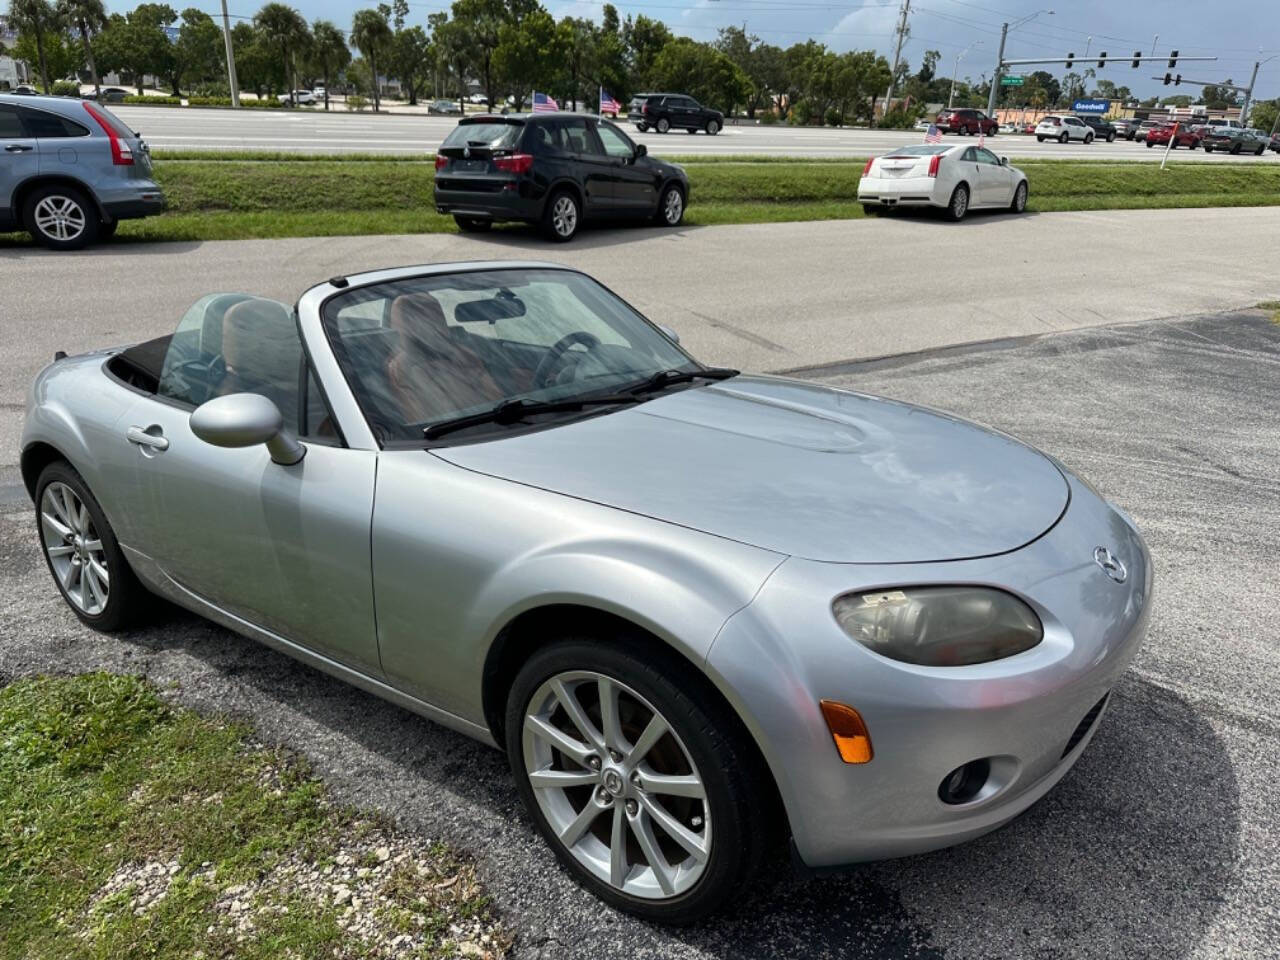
[1094,546,1127,584]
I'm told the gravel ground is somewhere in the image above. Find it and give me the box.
[2,309,1277,959]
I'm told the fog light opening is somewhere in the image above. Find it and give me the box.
[938,758,991,805]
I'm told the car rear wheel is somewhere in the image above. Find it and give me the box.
[636,122,649,132]
[35,461,144,631]
[705,119,720,135]
[454,215,492,233]
[1231,143,1242,155]
[543,190,580,242]
[654,184,684,227]
[1059,132,1069,144]
[946,183,969,222]
[1010,180,1028,214]
[1146,140,1154,148]
[505,638,768,923]
[1107,132,1116,142]
[24,185,99,251]
[1203,145,1212,153]
[1036,136,1045,142]
[656,118,670,134]
[1256,145,1266,156]
[961,125,972,136]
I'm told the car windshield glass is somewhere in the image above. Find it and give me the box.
[443,121,522,148]
[885,145,949,156]
[321,268,699,444]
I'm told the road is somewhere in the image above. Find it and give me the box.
[4,205,1279,496]
[109,105,1280,162]
[1,307,1276,958]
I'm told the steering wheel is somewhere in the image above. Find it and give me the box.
[168,355,227,405]
[533,331,601,388]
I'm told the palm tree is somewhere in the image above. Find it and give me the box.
[55,0,105,98]
[254,2,309,105]
[310,19,349,111]
[350,7,392,113]
[7,0,60,93]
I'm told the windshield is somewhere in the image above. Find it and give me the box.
[321,268,698,444]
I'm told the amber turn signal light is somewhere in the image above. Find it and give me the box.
[819,700,874,764]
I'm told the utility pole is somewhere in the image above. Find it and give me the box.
[883,0,910,121]
[219,0,240,107]
[986,21,1009,119]
[1150,34,1159,57]
[1239,58,1263,124]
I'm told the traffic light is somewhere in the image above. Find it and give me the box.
[1097,51,1107,68]
[1168,50,1179,68]
[1065,52,1075,69]
[1163,73,1172,86]
[1132,50,1142,68]
[1175,74,1182,86]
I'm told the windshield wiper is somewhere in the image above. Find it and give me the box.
[423,394,641,440]
[627,366,739,395]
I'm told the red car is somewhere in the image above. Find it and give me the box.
[1145,123,1202,149]
[934,107,999,136]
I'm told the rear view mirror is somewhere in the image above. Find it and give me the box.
[636,144,648,157]
[455,295,526,324]
[190,393,305,465]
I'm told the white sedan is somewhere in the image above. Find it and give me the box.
[857,144,1029,221]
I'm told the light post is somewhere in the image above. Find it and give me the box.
[950,41,983,108]
[987,9,1054,119]
[1240,53,1277,126]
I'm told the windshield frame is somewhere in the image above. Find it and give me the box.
[317,265,705,449]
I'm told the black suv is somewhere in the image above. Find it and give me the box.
[433,113,690,242]
[1078,115,1117,142]
[628,93,724,135]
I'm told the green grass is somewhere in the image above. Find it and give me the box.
[3,154,1278,245]
[0,673,506,959]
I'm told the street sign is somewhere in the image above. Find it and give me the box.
[1000,76,1025,86]
[1072,98,1110,114]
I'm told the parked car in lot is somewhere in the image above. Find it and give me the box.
[857,143,1028,221]
[1112,117,1143,139]
[429,99,463,115]
[1134,120,1163,142]
[96,87,130,103]
[627,93,723,135]
[278,90,317,106]
[21,258,1151,922]
[0,93,164,249]
[1079,115,1117,142]
[1144,123,1202,149]
[1035,115,1094,143]
[433,113,689,241]
[933,107,998,136]
[1201,127,1269,154]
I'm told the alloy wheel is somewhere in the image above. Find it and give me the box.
[951,186,968,220]
[1013,182,1027,213]
[663,188,683,225]
[33,195,86,243]
[552,195,578,238]
[40,481,109,615]
[522,670,711,900]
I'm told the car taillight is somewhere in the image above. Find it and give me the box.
[494,153,533,174]
[434,155,447,170]
[83,101,133,165]
[928,154,942,177]
[862,158,874,176]
[642,103,651,115]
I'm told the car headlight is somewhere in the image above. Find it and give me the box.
[832,586,1043,666]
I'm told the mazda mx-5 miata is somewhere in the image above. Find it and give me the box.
[22,262,1151,923]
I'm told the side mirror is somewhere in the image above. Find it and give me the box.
[656,323,680,344]
[1000,156,1009,165]
[190,393,306,465]
[635,143,647,157]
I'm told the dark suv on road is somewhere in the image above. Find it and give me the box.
[1079,115,1117,142]
[627,93,724,135]
[433,113,690,242]
[933,108,998,136]
[1,93,165,249]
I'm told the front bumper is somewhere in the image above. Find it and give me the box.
[706,473,1152,868]
[857,176,940,208]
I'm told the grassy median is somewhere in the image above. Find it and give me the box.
[3,153,1279,245]
[0,673,506,960]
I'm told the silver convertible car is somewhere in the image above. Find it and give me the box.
[22,262,1151,923]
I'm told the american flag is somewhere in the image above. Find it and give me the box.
[599,88,621,116]
[924,124,942,143]
[532,91,559,113]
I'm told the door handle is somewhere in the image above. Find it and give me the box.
[126,425,169,451]
[4,144,33,153]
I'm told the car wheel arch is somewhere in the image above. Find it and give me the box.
[12,174,107,227]
[541,178,584,216]
[20,440,68,499]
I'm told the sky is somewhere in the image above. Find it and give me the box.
[106,0,1280,100]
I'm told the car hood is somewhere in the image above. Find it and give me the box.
[432,376,1069,563]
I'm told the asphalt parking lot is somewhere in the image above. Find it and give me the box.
[2,308,1276,958]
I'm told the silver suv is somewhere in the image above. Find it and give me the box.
[1,94,165,250]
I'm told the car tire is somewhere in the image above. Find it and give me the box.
[1203,146,1212,153]
[35,460,145,632]
[961,125,971,136]
[1036,136,1045,142]
[504,636,770,924]
[1230,143,1241,155]
[656,118,670,134]
[542,189,581,243]
[705,119,720,135]
[1059,132,1069,144]
[1010,180,1028,214]
[1256,145,1266,156]
[1146,140,1154,148]
[654,183,685,227]
[636,123,649,132]
[946,183,969,222]
[1107,132,1116,142]
[454,215,492,233]
[23,184,99,251]
[1084,134,1093,144]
